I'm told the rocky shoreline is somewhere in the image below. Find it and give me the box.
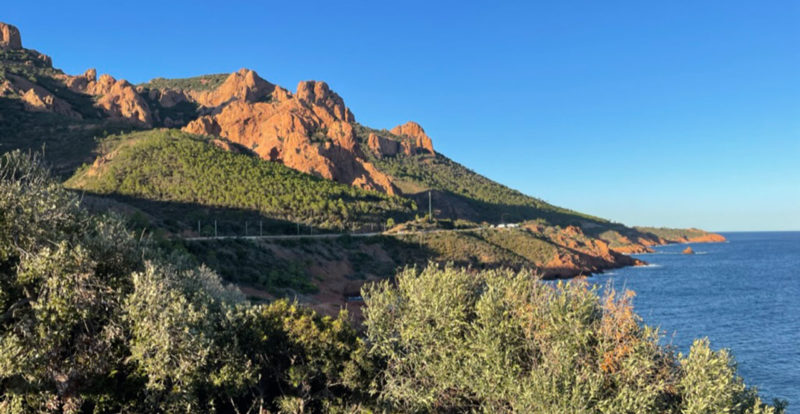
[537,226,727,279]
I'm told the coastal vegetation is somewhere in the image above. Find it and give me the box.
[66,129,416,231]
[0,24,774,412]
[0,151,783,413]
[355,124,606,226]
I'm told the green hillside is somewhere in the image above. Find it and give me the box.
[354,124,607,226]
[66,129,416,231]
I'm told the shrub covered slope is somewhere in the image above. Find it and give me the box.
[66,129,416,231]
[0,151,783,413]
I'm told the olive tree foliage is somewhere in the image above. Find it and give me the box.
[124,262,251,412]
[362,264,782,414]
[679,339,778,414]
[0,151,375,413]
[125,261,375,413]
[0,151,144,412]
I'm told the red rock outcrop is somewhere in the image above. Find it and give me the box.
[390,121,434,154]
[0,23,22,50]
[87,74,152,125]
[48,68,153,125]
[516,223,645,278]
[682,246,695,254]
[145,88,188,108]
[296,80,355,124]
[0,25,413,195]
[0,80,13,96]
[188,68,291,108]
[183,72,397,194]
[5,74,81,119]
[367,133,401,157]
[58,68,97,92]
[21,87,81,118]
[685,233,726,243]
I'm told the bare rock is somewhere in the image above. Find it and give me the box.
[87,74,152,125]
[682,246,695,255]
[184,116,222,136]
[57,68,98,92]
[0,80,15,96]
[181,77,397,194]
[189,68,285,108]
[0,23,22,50]
[296,80,355,123]
[147,88,188,108]
[5,74,80,118]
[21,87,82,119]
[367,132,400,157]
[390,121,434,154]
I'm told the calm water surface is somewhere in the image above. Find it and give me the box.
[590,231,799,412]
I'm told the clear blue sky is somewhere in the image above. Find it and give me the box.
[6,1,799,231]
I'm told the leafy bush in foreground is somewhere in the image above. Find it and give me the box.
[0,151,368,412]
[363,265,782,413]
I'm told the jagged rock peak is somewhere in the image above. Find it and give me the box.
[296,80,355,123]
[0,22,22,50]
[218,68,274,101]
[189,68,290,108]
[390,121,434,154]
[83,68,97,82]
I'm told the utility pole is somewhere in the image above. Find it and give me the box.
[214,220,217,238]
[297,222,300,235]
[428,190,432,222]
[245,221,248,237]
[260,221,263,237]
[197,220,200,234]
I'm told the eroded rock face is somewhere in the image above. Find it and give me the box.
[296,80,355,124]
[684,233,726,243]
[367,133,400,157]
[0,23,22,50]
[22,87,82,118]
[183,74,397,194]
[522,224,643,278]
[146,88,188,108]
[0,27,410,195]
[6,74,81,119]
[48,69,153,125]
[390,121,434,154]
[367,124,437,158]
[87,75,152,125]
[189,68,290,108]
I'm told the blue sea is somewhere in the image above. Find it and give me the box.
[591,231,800,412]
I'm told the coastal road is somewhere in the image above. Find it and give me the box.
[181,224,520,242]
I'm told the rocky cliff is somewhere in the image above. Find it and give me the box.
[0,23,430,194]
[0,23,22,50]
[366,122,435,158]
[180,70,400,193]
[0,24,151,126]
